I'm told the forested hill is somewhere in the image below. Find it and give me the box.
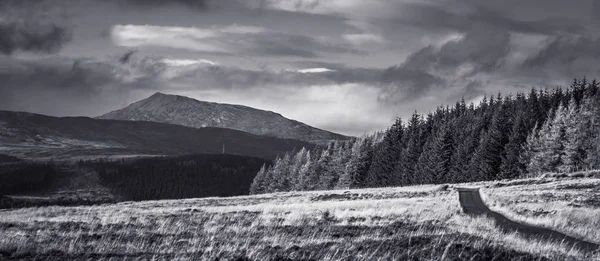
[251,79,600,194]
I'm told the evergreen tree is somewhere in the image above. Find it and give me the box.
[289,148,309,190]
[561,99,589,172]
[499,112,529,179]
[365,118,404,187]
[318,141,349,190]
[394,113,423,185]
[269,153,292,192]
[249,164,268,194]
[415,124,454,184]
[527,105,569,174]
[304,149,331,190]
[473,103,511,179]
[294,150,313,190]
[336,137,374,189]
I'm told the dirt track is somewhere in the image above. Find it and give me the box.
[457,188,600,253]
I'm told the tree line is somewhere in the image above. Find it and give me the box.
[1,154,270,208]
[90,154,270,201]
[251,79,600,194]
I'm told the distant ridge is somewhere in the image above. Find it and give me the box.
[0,110,316,160]
[98,92,350,144]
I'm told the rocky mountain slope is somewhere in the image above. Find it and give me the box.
[0,111,315,160]
[98,93,350,144]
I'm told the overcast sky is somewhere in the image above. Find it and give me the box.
[1,0,599,135]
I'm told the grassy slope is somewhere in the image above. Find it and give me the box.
[482,173,600,245]
[0,178,598,260]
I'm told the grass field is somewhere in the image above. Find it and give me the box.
[482,174,600,246]
[0,177,599,260]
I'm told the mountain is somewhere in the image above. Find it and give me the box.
[98,92,350,144]
[0,111,316,160]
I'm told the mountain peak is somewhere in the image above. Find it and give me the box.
[99,93,350,144]
[150,92,168,97]
[147,92,180,101]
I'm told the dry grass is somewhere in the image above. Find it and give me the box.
[482,176,600,245]
[0,182,598,260]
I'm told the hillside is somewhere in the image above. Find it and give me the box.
[0,111,315,160]
[1,175,598,260]
[98,92,350,144]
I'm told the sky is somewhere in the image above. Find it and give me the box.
[1,0,599,136]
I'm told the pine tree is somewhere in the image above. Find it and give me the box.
[304,149,331,190]
[261,166,276,193]
[472,103,511,180]
[336,137,374,189]
[561,99,588,172]
[294,150,313,190]
[582,96,600,169]
[527,105,569,174]
[318,141,349,190]
[415,124,454,184]
[394,113,422,185]
[269,153,292,192]
[499,112,529,179]
[365,118,404,187]
[289,148,308,190]
[249,164,268,194]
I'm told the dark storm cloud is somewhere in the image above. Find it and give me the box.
[394,2,584,35]
[0,22,71,55]
[0,0,72,55]
[106,0,209,9]
[521,35,600,78]
[3,0,211,9]
[0,56,156,116]
[119,50,138,64]
[376,25,511,103]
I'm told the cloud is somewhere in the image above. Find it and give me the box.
[161,58,217,66]
[287,61,347,70]
[520,34,600,79]
[376,25,511,103]
[111,24,361,58]
[0,54,391,135]
[119,50,138,64]
[343,33,385,46]
[90,0,211,10]
[393,2,585,36]
[0,22,71,55]
[0,0,72,55]
[111,25,224,53]
[0,56,158,116]
[297,68,335,73]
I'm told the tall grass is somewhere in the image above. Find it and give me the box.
[0,181,597,260]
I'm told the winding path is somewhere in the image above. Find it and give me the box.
[457,188,600,253]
